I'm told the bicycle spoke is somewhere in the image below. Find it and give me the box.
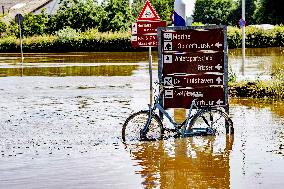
[188,109,233,135]
[122,111,163,143]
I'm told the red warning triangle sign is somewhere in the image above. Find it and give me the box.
[137,0,160,21]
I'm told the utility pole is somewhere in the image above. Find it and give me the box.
[241,0,245,76]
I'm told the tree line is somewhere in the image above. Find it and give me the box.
[0,0,283,37]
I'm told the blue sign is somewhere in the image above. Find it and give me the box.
[239,18,246,28]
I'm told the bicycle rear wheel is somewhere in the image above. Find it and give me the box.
[122,110,163,143]
[187,108,234,135]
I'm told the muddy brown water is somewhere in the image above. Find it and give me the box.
[0,48,283,188]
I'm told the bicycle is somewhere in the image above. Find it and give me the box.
[122,83,234,143]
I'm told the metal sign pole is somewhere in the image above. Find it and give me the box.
[149,47,153,106]
[18,19,24,64]
[241,0,245,76]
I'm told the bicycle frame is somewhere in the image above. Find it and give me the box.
[142,90,200,136]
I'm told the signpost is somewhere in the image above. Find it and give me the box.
[158,26,228,110]
[15,14,24,64]
[131,0,166,105]
[131,21,166,48]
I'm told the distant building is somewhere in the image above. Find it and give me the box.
[1,0,60,23]
[33,0,60,15]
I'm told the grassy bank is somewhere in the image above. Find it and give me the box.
[0,26,284,52]
[229,80,284,100]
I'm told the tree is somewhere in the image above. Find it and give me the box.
[254,0,284,24]
[228,0,257,26]
[47,0,105,33]
[22,10,48,36]
[193,0,235,25]
[100,0,134,32]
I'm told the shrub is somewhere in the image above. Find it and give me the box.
[0,20,7,36]
[227,26,242,48]
[227,25,284,48]
[56,27,80,43]
[0,36,17,51]
[229,80,284,99]
[0,25,284,52]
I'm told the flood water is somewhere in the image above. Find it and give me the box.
[0,48,283,188]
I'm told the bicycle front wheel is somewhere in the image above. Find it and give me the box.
[188,108,234,135]
[122,110,163,142]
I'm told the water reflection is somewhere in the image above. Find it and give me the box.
[125,135,234,188]
[0,65,138,77]
[0,52,151,64]
[229,48,284,80]
[0,48,283,79]
[230,98,284,117]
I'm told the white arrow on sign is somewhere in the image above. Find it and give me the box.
[215,42,223,48]
[216,99,223,105]
[216,77,222,84]
[215,64,222,71]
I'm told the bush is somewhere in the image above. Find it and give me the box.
[22,35,57,52]
[227,25,284,48]
[1,25,284,52]
[0,36,17,51]
[227,26,242,48]
[56,27,80,43]
[229,80,284,100]
[0,20,7,36]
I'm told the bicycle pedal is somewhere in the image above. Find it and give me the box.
[164,128,177,132]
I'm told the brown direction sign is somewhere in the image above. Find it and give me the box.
[131,34,158,48]
[163,74,224,88]
[162,52,224,74]
[163,86,225,109]
[132,21,166,35]
[162,28,224,52]
[158,26,228,109]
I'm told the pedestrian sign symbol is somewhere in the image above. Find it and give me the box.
[164,55,172,64]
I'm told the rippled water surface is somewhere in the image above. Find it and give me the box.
[0,49,283,188]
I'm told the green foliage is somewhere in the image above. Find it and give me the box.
[273,25,284,47]
[100,0,134,32]
[6,21,19,37]
[0,36,17,51]
[227,26,242,48]
[1,25,284,52]
[229,80,284,99]
[193,0,235,25]
[47,0,105,33]
[22,10,48,36]
[228,65,236,83]
[56,27,79,43]
[22,35,57,52]
[254,0,284,25]
[0,29,132,52]
[228,0,257,26]
[0,20,7,36]
[150,0,174,22]
[227,26,284,48]
[245,26,275,47]
[191,22,204,26]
